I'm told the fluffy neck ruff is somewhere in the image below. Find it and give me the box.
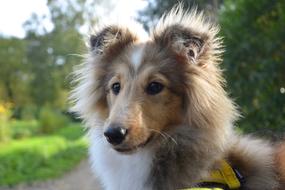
[88,122,232,190]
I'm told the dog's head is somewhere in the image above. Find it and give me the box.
[70,8,238,153]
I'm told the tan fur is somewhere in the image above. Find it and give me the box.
[227,136,279,189]
[275,143,285,188]
[70,6,283,190]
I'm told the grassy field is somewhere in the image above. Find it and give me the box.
[0,123,88,186]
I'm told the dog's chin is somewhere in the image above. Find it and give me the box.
[113,134,154,154]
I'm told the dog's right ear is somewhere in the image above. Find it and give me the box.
[89,26,137,56]
[152,7,223,68]
[153,25,207,65]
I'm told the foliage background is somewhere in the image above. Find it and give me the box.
[0,0,93,186]
[220,0,285,135]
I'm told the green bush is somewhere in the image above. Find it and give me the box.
[20,105,38,120]
[9,120,40,139]
[219,0,285,134]
[0,121,10,142]
[39,107,69,134]
[0,125,87,186]
[0,104,12,142]
[55,123,86,140]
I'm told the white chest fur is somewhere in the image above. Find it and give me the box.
[88,128,153,190]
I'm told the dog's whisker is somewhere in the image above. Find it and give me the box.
[161,132,178,145]
[149,129,167,140]
[149,129,178,145]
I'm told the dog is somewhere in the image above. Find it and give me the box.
[70,7,285,190]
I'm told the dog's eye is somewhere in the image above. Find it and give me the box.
[146,82,164,95]
[111,82,121,95]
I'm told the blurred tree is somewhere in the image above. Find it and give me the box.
[0,0,100,119]
[23,0,91,110]
[220,0,285,134]
[0,38,30,107]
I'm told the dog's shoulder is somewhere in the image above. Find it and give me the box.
[275,142,285,189]
[226,135,279,189]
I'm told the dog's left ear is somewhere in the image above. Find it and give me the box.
[89,26,137,56]
[154,25,209,66]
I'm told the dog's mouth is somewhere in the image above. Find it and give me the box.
[114,134,154,153]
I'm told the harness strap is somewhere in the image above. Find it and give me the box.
[206,160,241,189]
[180,160,243,190]
[185,188,223,190]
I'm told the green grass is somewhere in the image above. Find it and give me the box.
[0,123,88,186]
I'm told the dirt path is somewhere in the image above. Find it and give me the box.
[0,160,102,190]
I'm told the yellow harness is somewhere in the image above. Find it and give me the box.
[181,160,243,190]
[189,189,224,190]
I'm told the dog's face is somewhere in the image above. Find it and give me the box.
[94,35,187,152]
[71,13,237,154]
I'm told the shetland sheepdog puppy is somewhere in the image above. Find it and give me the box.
[70,7,285,190]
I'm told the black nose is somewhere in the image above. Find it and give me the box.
[104,125,128,145]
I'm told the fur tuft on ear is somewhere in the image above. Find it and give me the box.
[152,6,223,67]
[89,26,138,56]
[90,27,112,52]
